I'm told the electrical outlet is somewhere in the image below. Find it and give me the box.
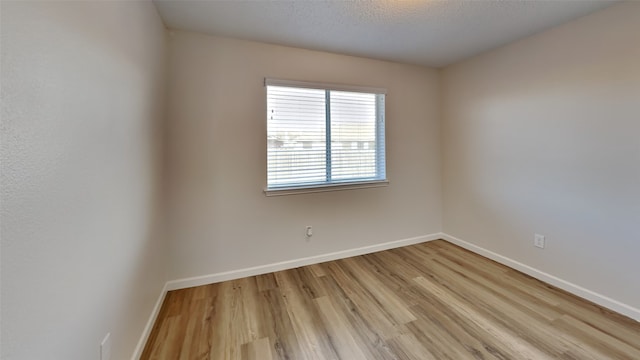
[534,234,545,249]
[101,333,111,360]
[305,226,313,238]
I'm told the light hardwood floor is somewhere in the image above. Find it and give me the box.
[141,240,640,359]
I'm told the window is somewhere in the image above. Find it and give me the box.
[265,79,387,195]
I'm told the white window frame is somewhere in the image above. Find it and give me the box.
[264,78,389,196]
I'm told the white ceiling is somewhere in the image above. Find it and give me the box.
[153,0,616,68]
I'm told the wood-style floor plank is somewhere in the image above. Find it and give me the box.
[141,240,640,359]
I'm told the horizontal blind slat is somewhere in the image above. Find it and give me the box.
[267,85,385,189]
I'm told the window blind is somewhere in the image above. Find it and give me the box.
[266,79,386,191]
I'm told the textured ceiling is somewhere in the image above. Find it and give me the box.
[153,0,616,67]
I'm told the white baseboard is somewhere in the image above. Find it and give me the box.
[165,233,441,291]
[440,233,640,322]
[131,233,439,358]
[133,231,639,359]
[131,282,168,360]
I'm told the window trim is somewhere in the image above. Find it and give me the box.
[264,78,387,95]
[264,78,388,195]
[264,179,389,197]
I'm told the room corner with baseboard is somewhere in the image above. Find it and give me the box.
[2,1,639,359]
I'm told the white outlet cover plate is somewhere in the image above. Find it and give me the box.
[101,333,112,360]
[534,234,545,248]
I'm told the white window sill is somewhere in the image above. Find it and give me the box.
[264,180,389,197]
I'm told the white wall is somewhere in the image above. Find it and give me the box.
[442,2,640,311]
[165,32,442,280]
[1,2,167,359]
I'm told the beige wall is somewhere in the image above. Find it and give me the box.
[4,1,638,358]
[442,2,640,310]
[165,31,442,280]
[1,1,168,359]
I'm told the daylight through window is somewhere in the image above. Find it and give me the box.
[266,79,387,193]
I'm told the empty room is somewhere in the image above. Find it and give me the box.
[1,0,639,359]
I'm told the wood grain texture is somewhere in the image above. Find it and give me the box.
[141,240,640,359]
